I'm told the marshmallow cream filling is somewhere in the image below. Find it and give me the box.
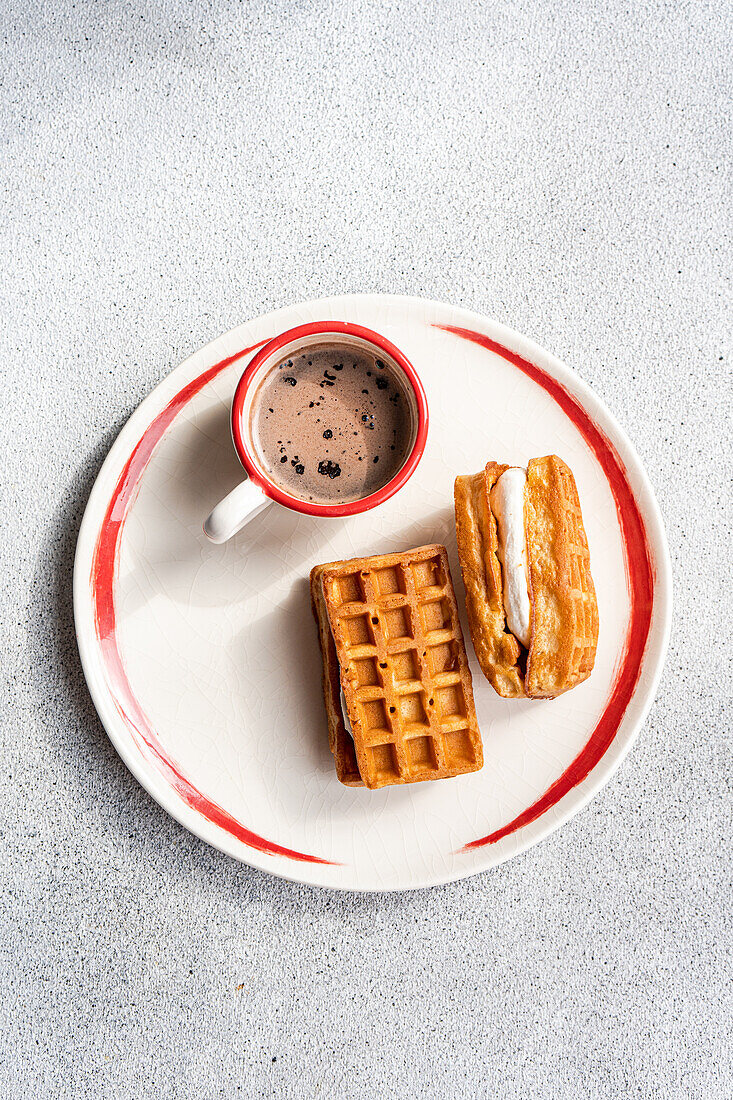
[489,467,532,649]
[339,685,354,741]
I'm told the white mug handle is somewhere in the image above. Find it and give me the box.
[203,477,272,543]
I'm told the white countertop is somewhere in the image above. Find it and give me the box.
[1,0,730,1096]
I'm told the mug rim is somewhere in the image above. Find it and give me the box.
[230,321,429,517]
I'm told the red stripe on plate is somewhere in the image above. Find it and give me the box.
[91,339,338,866]
[436,325,655,851]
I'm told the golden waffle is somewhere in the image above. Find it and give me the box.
[454,455,598,699]
[310,545,483,789]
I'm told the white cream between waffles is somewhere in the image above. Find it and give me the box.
[453,455,599,699]
[489,467,532,648]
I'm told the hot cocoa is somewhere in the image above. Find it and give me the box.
[249,344,414,505]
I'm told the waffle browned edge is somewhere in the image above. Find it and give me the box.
[454,455,599,699]
[525,455,599,697]
[454,463,525,697]
[310,544,483,789]
[310,567,362,786]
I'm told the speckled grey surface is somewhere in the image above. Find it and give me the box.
[1,0,731,1096]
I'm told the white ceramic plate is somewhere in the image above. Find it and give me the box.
[74,295,672,891]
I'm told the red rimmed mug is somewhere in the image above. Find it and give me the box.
[203,321,429,543]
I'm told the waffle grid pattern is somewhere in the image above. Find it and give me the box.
[325,548,481,787]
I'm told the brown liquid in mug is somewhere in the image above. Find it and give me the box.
[249,344,414,505]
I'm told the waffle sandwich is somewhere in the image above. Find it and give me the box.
[310,544,483,789]
[454,455,598,699]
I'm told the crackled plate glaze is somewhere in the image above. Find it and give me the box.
[74,295,672,891]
